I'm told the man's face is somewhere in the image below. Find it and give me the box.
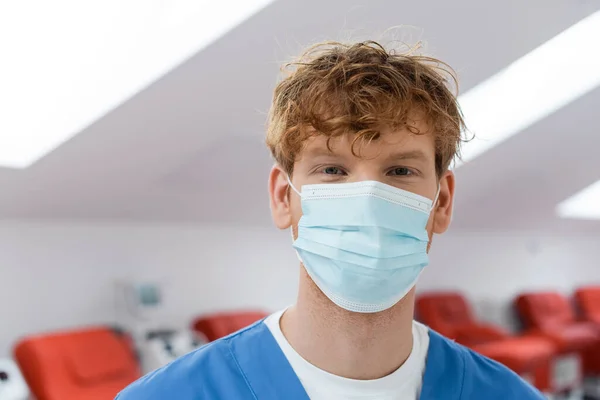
[269,117,455,243]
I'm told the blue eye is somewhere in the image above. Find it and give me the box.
[323,166,345,175]
[389,167,413,176]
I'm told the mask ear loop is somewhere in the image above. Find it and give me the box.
[287,175,302,246]
[432,184,441,210]
[286,175,302,197]
[427,184,442,252]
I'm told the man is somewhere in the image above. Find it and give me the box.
[117,41,544,399]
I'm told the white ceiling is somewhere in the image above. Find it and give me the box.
[1,0,599,233]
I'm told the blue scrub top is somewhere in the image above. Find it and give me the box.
[116,320,545,399]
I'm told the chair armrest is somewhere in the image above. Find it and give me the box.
[454,324,509,346]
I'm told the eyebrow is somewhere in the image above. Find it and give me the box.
[303,146,430,163]
[384,150,430,162]
[303,146,339,159]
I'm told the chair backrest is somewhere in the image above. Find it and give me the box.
[515,292,576,331]
[14,326,140,400]
[415,292,475,338]
[575,286,600,324]
[192,311,268,342]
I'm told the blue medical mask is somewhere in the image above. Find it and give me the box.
[288,178,439,313]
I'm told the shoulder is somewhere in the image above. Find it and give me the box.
[430,332,545,399]
[116,323,261,400]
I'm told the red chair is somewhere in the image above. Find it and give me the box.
[515,291,600,391]
[416,293,508,346]
[192,310,268,342]
[416,292,555,392]
[14,326,140,400]
[515,292,600,354]
[574,286,600,375]
[575,286,600,326]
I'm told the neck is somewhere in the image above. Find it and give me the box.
[280,267,415,380]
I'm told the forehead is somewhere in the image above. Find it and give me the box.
[298,119,435,163]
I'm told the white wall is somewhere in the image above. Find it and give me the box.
[0,222,298,358]
[1,221,598,357]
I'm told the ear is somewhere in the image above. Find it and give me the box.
[268,165,293,229]
[432,170,455,234]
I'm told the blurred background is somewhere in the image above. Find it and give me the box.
[0,1,599,399]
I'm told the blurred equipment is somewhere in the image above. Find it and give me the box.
[138,328,206,374]
[114,280,173,340]
[0,359,29,400]
[115,281,208,373]
[415,292,556,394]
[14,326,140,400]
[192,311,268,342]
[516,291,600,397]
[116,281,163,324]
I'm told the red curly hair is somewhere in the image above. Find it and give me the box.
[266,40,466,177]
